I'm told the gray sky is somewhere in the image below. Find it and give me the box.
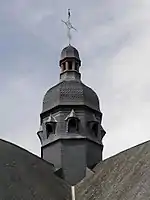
[0,0,150,159]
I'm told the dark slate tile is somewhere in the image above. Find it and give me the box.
[0,139,71,200]
[76,140,150,200]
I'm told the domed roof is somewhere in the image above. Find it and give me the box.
[42,80,100,113]
[60,45,80,61]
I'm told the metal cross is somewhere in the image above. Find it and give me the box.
[61,9,77,45]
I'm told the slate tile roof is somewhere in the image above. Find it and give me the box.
[0,139,71,200]
[2,136,150,200]
[76,140,150,200]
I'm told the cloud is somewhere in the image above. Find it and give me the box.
[0,0,150,159]
[80,0,150,158]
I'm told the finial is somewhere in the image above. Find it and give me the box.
[61,9,77,45]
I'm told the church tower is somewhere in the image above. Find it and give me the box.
[37,10,106,186]
[37,44,106,185]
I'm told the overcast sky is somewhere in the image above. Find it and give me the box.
[0,0,150,159]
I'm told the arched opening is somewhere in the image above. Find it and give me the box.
[68,61,72,70]
[68,118,78,133]
[92,123,98,137]
[46,124,53,138]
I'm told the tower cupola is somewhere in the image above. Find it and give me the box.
[37,9,106,186]
[59,45,81,81]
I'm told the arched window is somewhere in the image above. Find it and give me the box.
[91,123,98,137]
[68,118,78,133]
[46,124,53,138]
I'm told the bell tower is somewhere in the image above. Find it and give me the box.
[37,44,106,185]
[37,9,105,186]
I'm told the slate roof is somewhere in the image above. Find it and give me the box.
[60,45,80,61]
[42,80,100,113]
[76,140,150,200]
[0,139,71,200]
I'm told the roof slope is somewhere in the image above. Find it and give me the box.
[76,140,150,200]
[0,139,71,200]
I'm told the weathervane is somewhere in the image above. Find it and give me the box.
[61,9,77,45]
